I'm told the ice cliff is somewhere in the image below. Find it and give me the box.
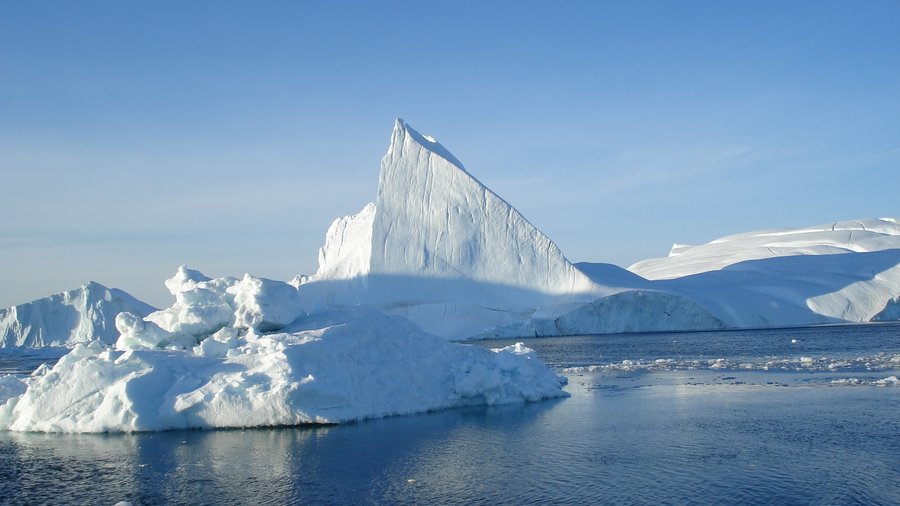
[302,119,620,337]
[0,282,155,347]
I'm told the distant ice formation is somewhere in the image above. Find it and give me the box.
[0,282,155,347]
[631,218,900,328]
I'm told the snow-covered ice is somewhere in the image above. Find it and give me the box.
[0,308,566,432]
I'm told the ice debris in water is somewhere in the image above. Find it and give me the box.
[563,353,900,374]
[831,376,898,386]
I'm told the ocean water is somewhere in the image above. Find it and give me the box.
[1,324,898,505]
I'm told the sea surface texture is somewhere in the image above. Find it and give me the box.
[1,324,898,505]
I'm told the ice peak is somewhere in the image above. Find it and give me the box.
[388,118,466,171]
[372,119,599,301]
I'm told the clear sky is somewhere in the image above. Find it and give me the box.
[2,1,898,309]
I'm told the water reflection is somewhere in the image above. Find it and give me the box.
[1,400,559,505]
[1,380,898,505]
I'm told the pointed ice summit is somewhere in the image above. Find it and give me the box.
[306,119,615,336]
[372,119,598,298]
[304,119,719,337]
[317,119,598,297]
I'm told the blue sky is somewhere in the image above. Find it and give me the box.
[2,1,898,308]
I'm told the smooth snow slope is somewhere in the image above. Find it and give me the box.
[629,219,900,327]
[0,282,156,347]
[630,218,900,279]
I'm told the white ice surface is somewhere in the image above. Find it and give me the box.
[630,218,900,280]
[115,266,305,351]
[635,222,900,327]
[0,308,566,432]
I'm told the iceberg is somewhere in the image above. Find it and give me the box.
[630,218,900,279]
[301,119,898,336]
[634,219,900,327]
[0,307,566,432]
[301,119,619,337]
[0,282,155,348]
[2,118,898,433]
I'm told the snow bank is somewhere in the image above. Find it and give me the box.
[0,309,567,432]
[0,282,155,347]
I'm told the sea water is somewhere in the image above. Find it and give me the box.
[1,324,898,505]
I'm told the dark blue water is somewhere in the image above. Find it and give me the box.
[1,324,898,505]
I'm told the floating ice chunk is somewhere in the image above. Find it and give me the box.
[875,375,898,386]
[832,376,898,386]
[0,282,155,347]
